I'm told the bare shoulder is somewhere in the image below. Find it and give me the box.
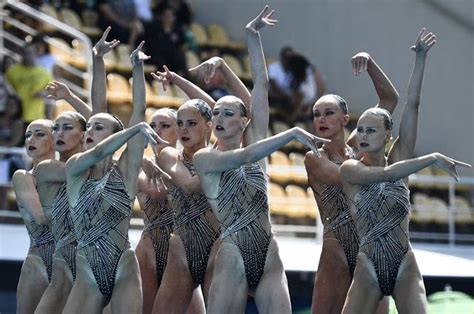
[304,149,328,168]
[193,147,215,171]
[12,169,32,186]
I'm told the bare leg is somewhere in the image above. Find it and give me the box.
[186,288,205,314]
[152,235,195,314]
[311,240,352,314]
[110,249,142,314]
[254,239,291,314]
[207,241,248,314]
[342,253,382,314]
[136,238,158,314]
[392,251,427,314]
[35,256,73,314]
[63,254,104,314]
[201,239,220,304]
[375,297,390,314]
[16,254,49,314]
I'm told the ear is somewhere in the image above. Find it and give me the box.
[241,117,250,130]
[342,114,350,126]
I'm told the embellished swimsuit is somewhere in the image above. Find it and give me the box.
[167,153,219,285]
[19,205,55,281]
[141,194,174,284]
[44,184,77,280]
[313,148,359,275]
[72,165,133,304]
[213,162,272,289]
[354,179,410,296]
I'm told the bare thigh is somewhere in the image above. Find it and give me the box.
[201,239,221,304]
[254,238,291,314]
[136,237,158,314]
[342,253,383,314]
[312,239,352,314]
[207,241,248,314]
[152,235,196,314]
[392,250,427,314]
[110,249,142,314]
[17,254,49,314]
[62,253,104,314]
[35,256,73,314]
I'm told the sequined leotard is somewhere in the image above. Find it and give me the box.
[72,165,133,304]
[213,162,272,288]
[354,179,410,296]
[141,194,174,283]
[43,184,77,280]
[19,205,55,281]
[167,152,219,285]
[313,147,359,274]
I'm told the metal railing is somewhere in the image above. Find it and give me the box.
[0,0,92,101]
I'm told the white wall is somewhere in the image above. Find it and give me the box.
[191,0,474,176]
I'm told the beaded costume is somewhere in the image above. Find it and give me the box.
[72,165,133,304]
[44,184,77,279]
[141,194,174,283]
[313,147,359,274]
[19,204,55,281]
[213,162,271,288]
[167,152,219,285]
[354,179,410,296]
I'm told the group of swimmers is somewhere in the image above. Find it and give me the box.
[12,5,470,314]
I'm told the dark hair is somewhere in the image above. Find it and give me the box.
[280,46,294,60]
[180,99,212,121]
[31,34,51,54]
[110,114,124,132]
[287,54,310,90]
[56,111,87,131]
[360,108,393,130]
[329,94,348,115]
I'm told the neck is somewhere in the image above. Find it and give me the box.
[59,145,83,162]
[31,151,55,170]
[361,149,386,167]
[183,142,206,159]
[216,133,242,151]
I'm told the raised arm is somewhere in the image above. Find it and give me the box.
[12,171,47,225]
[388,28,436,164]
[45,81,91,118]
[91,27,120,115]
[243,6,277,146]
[116,42,152,195]
[341,153,470,186]
[189,57,251,106]
[151,65,216,107]
[66,122,162,178]
[194,127,329,174]
[352,52,399,113]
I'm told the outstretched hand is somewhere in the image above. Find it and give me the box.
[151,65,175,92]
[141,157,171,191]
[293,127,331,158]
[433,153,471,182]
[189,57,222,84]
[246,5,278,32]
[45,81,72,100]
[411,27,436,54]
[351,52,371,76]
[139,123,169,147]
[130,41,150,66]
[93,26,120,58]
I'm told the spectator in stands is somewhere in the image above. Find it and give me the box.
[97,0,143,45]
[146,7,187,76]
[268,47,326,125]
[31,34,59,79]
[0,74,24,211]
[169,0,193,29]
[5,41,53,123]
